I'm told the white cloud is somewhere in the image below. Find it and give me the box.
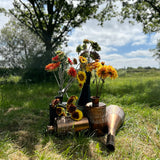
[125,49,154,57]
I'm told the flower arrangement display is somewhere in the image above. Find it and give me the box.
[51,95,83,121]
[45,51,78,98]
[75,39,118,104]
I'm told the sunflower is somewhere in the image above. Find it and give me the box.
[77,71,86,84]
[67,96,78,105]
[105,65,118,79]
[67,67,77,78]
[86,63,93,72]
[67,104,77,113]
[79,56,87,64]
[96,65,109,80]
[56,107,65,116]
[92,62,102,70]
[78,83,83,89]
[71,109,83,121]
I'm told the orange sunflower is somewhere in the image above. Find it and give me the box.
[96,65,109,80]
[105,65,118,79]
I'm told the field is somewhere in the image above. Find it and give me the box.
[0,68,160,160]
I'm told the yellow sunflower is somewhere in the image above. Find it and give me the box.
[96,65,109,80]
[92,62,102,70]
[71,109,83,121]
[56,107,65,116]
[77,71,86,84]
[79,56,87,64]
[67,95,78,105]
[106,65,118,79]
[78,83,83,89]
[86,63,92,72]
[97,65,118,80]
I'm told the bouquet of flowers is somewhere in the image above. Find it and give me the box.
[76,39,118,99]
[45,51,78,98]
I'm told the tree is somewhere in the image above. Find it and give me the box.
[7,0,108,62]
[0,18,44,69]
[120,0,160,34]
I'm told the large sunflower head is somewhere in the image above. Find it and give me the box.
[96,65,109,80]
[71,109,83,121]
[106,65,118,79]
[77,71,86,84]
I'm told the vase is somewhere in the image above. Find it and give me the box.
[90,96,100,107]
[85,102,107,136]
[77,72,91,112]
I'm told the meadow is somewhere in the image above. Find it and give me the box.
[0,68,160,160]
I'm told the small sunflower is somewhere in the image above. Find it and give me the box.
[78,83,83,89]
[67,104,77,113]
[71,109,83,121]
[79,56,87,64]
[77,71,86,84]
[56,107,65,116]
[67,96,78,105]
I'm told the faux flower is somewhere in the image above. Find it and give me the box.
[67,67,77,78]
[92,62,102,69]
[56,107,65,116]
[67,95,78,105]
[96,65,109,80]
[105,65,118,79]
[71,109,83,121]
[77,71,86,84]
[78,83,83,89]
[52,55,59,62]
[79,56,87,64]
[67,104,77,113]
[73,58,77,64]
[51,98,60,108]
[68,57,73,65]
[45,62,60,71]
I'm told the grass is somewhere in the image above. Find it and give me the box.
[0,69,160,160]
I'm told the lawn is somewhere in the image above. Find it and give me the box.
[0,69,160,160]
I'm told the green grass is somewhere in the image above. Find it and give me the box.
[0,69,160,160]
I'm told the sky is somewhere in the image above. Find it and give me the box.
[0,0,160,68]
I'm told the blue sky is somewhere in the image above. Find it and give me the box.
[0,0,160,68]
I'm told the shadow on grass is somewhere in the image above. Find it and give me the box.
[0,83,111,159]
